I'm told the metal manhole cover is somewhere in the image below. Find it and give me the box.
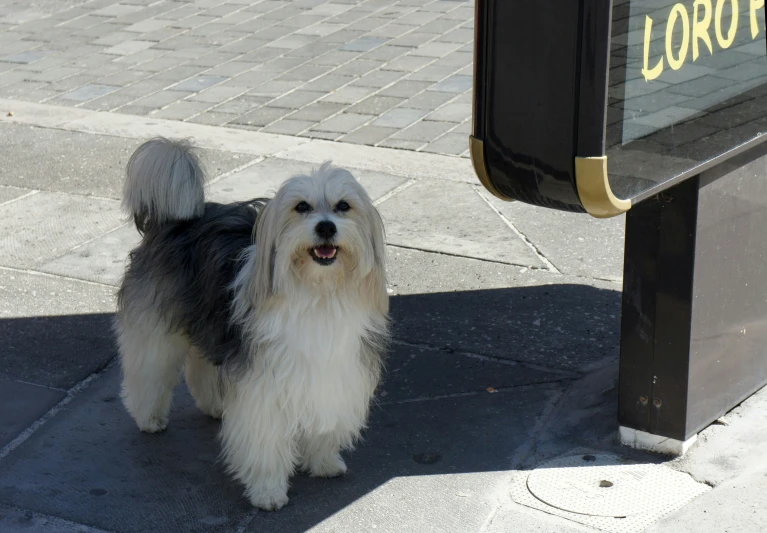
[526,454,655,517]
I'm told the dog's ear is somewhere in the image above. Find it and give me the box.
[363,204,389,315]
[251,200,279,311]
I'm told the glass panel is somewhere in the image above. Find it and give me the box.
[607,0,767,200]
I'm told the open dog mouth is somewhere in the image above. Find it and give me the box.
[310,244,338,265]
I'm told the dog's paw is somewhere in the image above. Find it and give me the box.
[138,416,168,433]
[199,405,223,420]
[247,488,289,511]
[309,455,347,478]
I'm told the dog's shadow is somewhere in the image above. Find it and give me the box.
[0,284,621,533]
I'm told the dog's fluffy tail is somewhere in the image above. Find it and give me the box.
[124,137,205,233]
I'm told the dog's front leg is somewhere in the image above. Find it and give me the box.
[220,376,295,511]
[300,431,348,478]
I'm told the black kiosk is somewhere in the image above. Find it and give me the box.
[472,0,767,453]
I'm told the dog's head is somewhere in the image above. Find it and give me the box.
[250,162,387,310]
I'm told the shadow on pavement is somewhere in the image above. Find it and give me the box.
[0,283,621,533]
[0,312,116,390]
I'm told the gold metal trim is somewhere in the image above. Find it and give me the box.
[575,156,631,218]
[469,136,511,201]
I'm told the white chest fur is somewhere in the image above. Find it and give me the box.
[248,289,379,437]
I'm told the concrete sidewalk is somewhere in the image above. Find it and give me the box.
[0,101,765,533]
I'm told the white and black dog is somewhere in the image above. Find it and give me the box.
[115,138,389,510]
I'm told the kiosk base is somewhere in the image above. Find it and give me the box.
[618,143,767,449]
[619,427,697,456]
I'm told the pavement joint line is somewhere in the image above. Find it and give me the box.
[458,352,581,380]
[372,89,463,136]
[233,510,260,533]
[53,219,131,257]
[0,100,473,181]
[206,154,266,186]
[507,384,571,470]
[372,176,417,206]
[55,189,122,204]
[386,242,550,270]
[12,3,472,154]
[6,377,66,393]
[423,116,472,146]
[0,265,120,290]
[0,100,309,156]
[473,186,562,274]
[0,504,116,533]
[94,67,224,113]
[0,359,115,463]
[267,41,463,137]
[73,74,189,109]
[377,380,567,406]
[479,501,505,533]
[589,274,623,284]
[268,135,474,182]
[0,188,40,208]
[312,51,445,139]
[74,10,413,124]
[178,87,253,122]
[391,339,582,379]
[40,10,261,111]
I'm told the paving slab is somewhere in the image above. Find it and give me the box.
[378,179,546,267]
[516,361,620,466]
[247,381,557,533]
[0,368,252,533]
[0,123,260,199]
[0,377,65,449]
[0,0,474,154]
[0,191,124,269]
[632,386,767,532]
[61,85,118,102]
[0,350,561,533]
[485,501,599,533]
[38,224,140,287]
[483,191,626,281]
[0,504,112,533]
[644,468,767,533]
[0,101,476,184]
[0,184,32,205]
[373,107,428,128]
[209,156,408,203]
[301,471,510,533]
[386,247,621,371]
[280,135,475,182]
[379,341,566,402]
[0,269,116,389]
[0,123,133,198]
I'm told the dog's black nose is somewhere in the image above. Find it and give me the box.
[315,220,337,239]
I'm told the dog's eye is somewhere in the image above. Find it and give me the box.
[335,201,351,212]
[295,201,312,213]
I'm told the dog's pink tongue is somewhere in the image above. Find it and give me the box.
[315,246,336,258]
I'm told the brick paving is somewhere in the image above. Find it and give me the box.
[0,0,475,156]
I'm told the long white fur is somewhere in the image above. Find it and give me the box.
[221,282,381,509]
[117,147,388,511]
[222,163,387,510]
[123,137,205,228]
[117,308,188,433]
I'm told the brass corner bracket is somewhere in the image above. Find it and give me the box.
[575,156,631,218]
[469,136,511,201]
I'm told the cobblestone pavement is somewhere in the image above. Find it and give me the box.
[0,0,474,156]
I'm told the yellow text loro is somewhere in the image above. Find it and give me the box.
[642,0,765,81]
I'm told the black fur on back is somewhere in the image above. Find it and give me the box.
[117,198,268,367]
